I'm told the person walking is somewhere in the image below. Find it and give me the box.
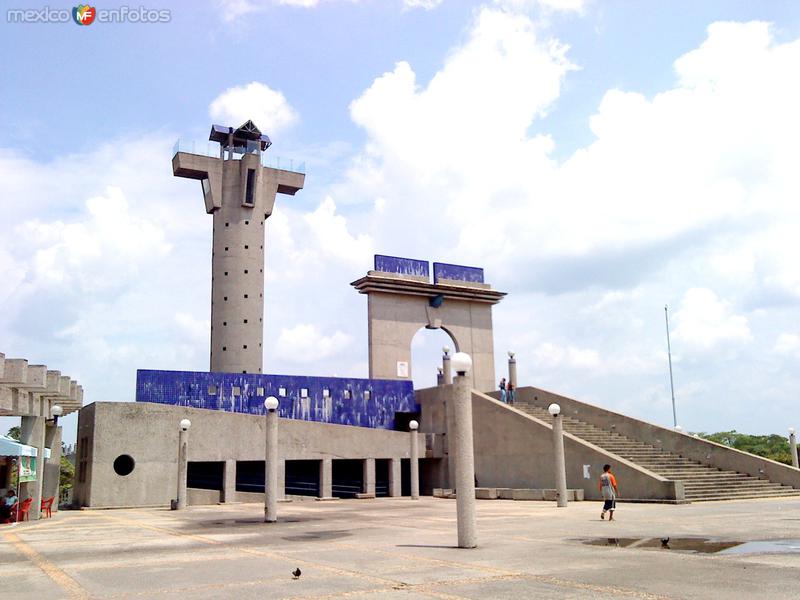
[599,464,618,521]
[498,377,507,403]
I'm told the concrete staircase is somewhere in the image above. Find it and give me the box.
[516,401,800,502]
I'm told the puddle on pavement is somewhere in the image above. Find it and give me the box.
[580,537,800,555]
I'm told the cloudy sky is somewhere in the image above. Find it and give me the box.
[1,0,799,443]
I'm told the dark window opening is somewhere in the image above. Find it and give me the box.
[332,459,364,498]
[376,459,390,497]
[286,460,319,497]
[187,461,224,491]
[113,455,135,477]
[244,168,256,205]
[235,461,265,493]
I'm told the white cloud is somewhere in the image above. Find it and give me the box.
[534,342,601,370]
[275,324,352,362]
[498,0,586,14]
[671,288,752,351]
[774,334,800,356]
[403,0,443,10]
[209,82,298,134]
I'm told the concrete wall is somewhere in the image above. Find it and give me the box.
[74,402,419,508]
[416,386,682,502]
[367,293,496,393]
[514,387,800,490]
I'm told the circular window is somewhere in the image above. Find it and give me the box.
[113,455,135,476]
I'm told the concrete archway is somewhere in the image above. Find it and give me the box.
[351,256,506,393]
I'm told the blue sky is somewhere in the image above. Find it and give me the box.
[2,0,800,444]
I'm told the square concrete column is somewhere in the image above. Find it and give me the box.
[278,459,286,500]
[222,459,236,503]
[20,415,46,520]
[363,458,376,496]
[319,458,333,499]
[388,458,402,497]
[43,424,62,513]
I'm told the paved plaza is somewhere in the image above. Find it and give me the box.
[2,497,799,599]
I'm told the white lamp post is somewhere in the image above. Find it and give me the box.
[451,351,477,548]
[790,427,798,469]
[409,420,420,500]
[264,396,279,522]
[507,351,517,390]
[175,418,191,510]
[442,346,452,385]
[548,403,568,508]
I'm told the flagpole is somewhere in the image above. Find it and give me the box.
[665,305,677,427]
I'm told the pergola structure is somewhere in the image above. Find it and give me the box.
[0,352,83,519]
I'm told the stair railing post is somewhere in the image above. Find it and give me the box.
[790,428,799,469]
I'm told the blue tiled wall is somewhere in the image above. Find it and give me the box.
[136,370,418,430]
[432,262,485,284]
[374,254,430,279]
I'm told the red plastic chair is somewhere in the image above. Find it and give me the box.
[17,498,33,522]
[41,497,55,518]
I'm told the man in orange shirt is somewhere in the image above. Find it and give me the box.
[599,464,619,521]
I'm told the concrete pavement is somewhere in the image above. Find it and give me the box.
[1,496,799,599]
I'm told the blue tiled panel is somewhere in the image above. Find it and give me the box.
[374,254,429,279]
[136,370,418,430]
[432,262,485,284]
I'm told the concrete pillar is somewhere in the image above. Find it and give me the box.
[442,352,452,385]
[264,407,278,522]
[175,424,189,510]
[222,459,236,502]
[409,422,420,500]
[552,410,568,508]
[319,458,333,499]
[790,429,798,469]
[20,416,45,520]
[436,369,444,386]
[388,458,402,497]
[43,424,62,512]
[453,368,477,548]
[363,458,376,496]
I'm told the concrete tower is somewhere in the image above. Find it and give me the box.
[173,121,304,373]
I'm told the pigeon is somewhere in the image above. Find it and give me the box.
[292,568,302,580]
[661,537,670,549]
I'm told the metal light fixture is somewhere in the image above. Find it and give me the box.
[51,404,63,426]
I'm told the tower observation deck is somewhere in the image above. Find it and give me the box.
[172,120,305,374]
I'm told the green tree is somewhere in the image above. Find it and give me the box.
[6,426,20,441]
[60,456,75,491]
[696,430,793,465]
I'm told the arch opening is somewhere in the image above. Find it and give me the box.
[410,326,458,389]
